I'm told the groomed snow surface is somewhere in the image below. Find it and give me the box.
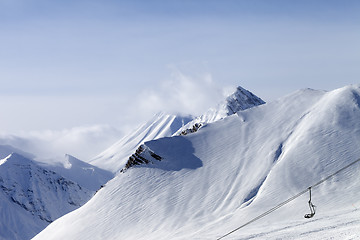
[34,85,360,240]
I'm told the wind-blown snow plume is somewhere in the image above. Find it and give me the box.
[135,70,227,117]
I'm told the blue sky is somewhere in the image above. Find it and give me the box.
[0,0,359,132]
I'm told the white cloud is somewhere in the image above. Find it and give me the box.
[0,125,123,162]
[135,70,227,118]
[0,70,233,163]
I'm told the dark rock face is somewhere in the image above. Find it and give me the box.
[121,145,163,172]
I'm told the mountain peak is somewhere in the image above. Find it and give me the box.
[225,86,265,115]
[175,85,265,135]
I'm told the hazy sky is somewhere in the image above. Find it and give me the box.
[1,0,359,133]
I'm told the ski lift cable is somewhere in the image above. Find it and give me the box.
[216,158,360,240]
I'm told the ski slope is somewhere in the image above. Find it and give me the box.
[34,85,360,240]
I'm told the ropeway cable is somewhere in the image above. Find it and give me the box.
[216,158,360,240]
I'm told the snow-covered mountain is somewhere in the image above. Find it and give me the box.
[90,86,264,173]
[0,153,93,240]
[34,85,360,240]
[175,86,265,135]
[90,113,193,173]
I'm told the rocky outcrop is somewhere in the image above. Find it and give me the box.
[120,145,162,172]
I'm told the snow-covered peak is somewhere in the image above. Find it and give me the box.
[225,86,266,114]
[203,85,265,122]
[175,85,265,135]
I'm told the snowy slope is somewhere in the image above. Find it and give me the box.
[34,85,360,240]
[0,153,93,240]
[175,86,265,135]
[90,113,192,173]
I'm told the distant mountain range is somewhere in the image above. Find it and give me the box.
[0,146,112,240]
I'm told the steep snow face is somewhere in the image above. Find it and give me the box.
[0,153,92,240]
[175,86,265,135]
[34,85,360,240]
[90,113,192,173]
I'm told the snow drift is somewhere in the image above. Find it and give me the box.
[34,85,360,240]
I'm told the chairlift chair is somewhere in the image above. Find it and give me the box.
[304,187,316,218]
